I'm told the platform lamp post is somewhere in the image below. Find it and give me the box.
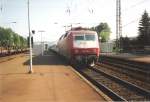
[27,0,33,73]
[38,30,45,56]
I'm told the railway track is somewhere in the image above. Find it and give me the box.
[99,56,150,83]
[95,63,150,91]
[0,50,28,57]
[99,55,149,71]
[78,66,150,101]
[0,51,28,64]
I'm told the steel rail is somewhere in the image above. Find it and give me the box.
[77,66,150,101]
[96,62,150,90]
[100,59,147,74]
[92,66,150,98]
[100,55,149,70]
[78,69,126,101]
[99,57,150,83]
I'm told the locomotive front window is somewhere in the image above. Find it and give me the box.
[85,35,95,41]
[75,36,84,40]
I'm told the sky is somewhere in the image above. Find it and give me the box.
[0,0,150,42]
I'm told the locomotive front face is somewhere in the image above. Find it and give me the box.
[72,32,99,56]
[71,31,100,66]
[73,33,99,49]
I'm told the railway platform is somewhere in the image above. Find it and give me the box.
[0,53,110,102]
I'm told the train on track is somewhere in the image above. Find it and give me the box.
[0,47,28,57]
[51,27,100,66]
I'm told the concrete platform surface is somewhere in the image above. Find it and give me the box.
[0,54,107,102]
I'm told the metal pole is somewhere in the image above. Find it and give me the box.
[28,0,33,73]
[116,0,119,50]
[116,0,122,52]
[118,0,122,52]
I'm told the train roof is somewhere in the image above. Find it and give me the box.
[67,27,97,34]
[71,27,89,30]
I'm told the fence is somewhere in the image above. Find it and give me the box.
[100,42,114,53]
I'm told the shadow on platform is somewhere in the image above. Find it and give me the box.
[23,54,68,66]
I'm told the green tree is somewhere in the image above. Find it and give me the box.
[138,10,150,46]
[19,36,27,50]
[100,30,110,42]
[13,33,21,51]
[5,28,16,53]
[91,23,111,42]
[0,27,7,48]
[0,27,5,54]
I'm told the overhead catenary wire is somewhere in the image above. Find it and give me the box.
[122,18,139,28]
[108,0,149,26]
[122,0,149,13]
[64,0,149,34]
[65,0,73,16]
[120,0,150,32]
[122,10,150,28]
[65,0,95,17]
[87,0,95,14]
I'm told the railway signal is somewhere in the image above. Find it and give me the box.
[32,30,35,34]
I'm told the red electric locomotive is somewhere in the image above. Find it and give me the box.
[57,27,100,66]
